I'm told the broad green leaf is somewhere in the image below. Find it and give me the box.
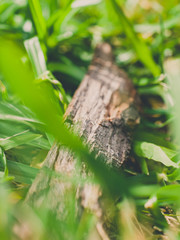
[160,146,177,160]
[134,141,179,168]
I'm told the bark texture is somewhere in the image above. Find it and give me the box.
[25,43,140,239]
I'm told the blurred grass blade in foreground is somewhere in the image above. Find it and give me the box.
[0,37,83,153]
[0,37,145,199]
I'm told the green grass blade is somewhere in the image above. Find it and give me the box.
[0,101,42,127]
[48,62,85,82]
[71,0,102,8]
[0,130,43,151]
[25,36,68,113]
[0,2,19,23]
[27,137,50,150]
[0,148,8,177]
[4,160,39,184]
[24,36,47,77]
[156,184,180,204]
[107,0,161,77]
[28,0,46,40]
[0,37,82,150]
[47,0,74,30]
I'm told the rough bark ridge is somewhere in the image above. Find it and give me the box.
[65,43,139,168]
[26,43,140,238]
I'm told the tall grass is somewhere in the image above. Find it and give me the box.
[0,0,180,239]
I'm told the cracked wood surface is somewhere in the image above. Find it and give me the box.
[25,43,140,238]
[64,43,139,168]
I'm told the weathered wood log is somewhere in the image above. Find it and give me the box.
[25,43,140,239]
